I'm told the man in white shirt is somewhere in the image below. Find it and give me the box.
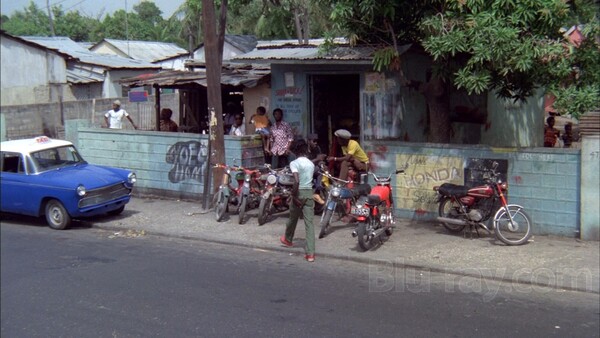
[279,139,316,262]
[229,113,246,136]
[104,100,138,129]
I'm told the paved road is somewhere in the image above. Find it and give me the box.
[2,223,599,337]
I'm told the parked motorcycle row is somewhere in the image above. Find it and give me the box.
[213,160,533,251]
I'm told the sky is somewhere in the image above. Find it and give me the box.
[1,0,185,19]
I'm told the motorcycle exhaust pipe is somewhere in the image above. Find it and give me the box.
[437,217,469,226]
[351,230,358,237]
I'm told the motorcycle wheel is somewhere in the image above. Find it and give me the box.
[494,205,532,245]
[238,195,248,225]
[318,209,334,239]
[214,190,228,222]
[438,197,466,233]
[356,222,375,251]
[257,195,273,226]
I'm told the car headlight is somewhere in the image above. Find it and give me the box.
[128,172,137,184]
[331,187,341,198]
[77,185,86,197]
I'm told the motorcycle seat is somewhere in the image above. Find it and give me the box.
[367,194,382,205]
[438,183,469,197]
[352,183,372,198]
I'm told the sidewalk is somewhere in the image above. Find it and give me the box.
[93,196,600,294]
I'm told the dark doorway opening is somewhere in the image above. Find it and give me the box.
[310,74,360,155]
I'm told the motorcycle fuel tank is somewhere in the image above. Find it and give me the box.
[467,185,494,198]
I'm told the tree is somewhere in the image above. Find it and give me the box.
[326,0,600,142]
[202,0,228,194]
[1,2,51,36]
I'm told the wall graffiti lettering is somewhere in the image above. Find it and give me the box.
[166,141,208,183]
[403,167,462,188]
[396,154,464,212]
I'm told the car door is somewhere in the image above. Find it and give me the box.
[0,152,34,215]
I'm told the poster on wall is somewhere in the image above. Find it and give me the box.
[464,158,508,187]
[272,86,305,136]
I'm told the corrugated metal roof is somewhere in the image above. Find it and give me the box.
[119,66,270,89]
[67,64,105,84]
[256,37,347,48]
[21,36,160,69]
[224,35,258,53]
[231,45,376,64]
[101,39,189,63]
[231,43,413,65]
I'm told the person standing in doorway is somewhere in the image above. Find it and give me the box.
[104,100,137,129]
[269,108,294,168]
[279,139,316,262]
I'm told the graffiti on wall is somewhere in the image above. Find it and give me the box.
[395,154,464,214]
[166,141,208,183]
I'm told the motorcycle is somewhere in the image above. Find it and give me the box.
[433,161,532,245]
[257,165,294,225]
[238,165,268,224]
[350,167,407,251]
[213,162,266,224]
[318,164,371,239]
[213,162,245,222]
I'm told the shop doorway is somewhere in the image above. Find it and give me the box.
[310,74,360,155]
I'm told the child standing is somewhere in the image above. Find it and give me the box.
[250,106,271,154]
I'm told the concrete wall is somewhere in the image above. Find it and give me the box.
[54,118,595,238]
[580,135,600,240]
[270,57,543,147]
[364,141,582,237]
[66,120,265,201]
[1,34,70,106]
[0,93,179,140]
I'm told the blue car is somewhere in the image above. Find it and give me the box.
[1,136,136,229]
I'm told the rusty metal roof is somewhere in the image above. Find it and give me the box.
[231,45,376,64]
[119,65,271,89]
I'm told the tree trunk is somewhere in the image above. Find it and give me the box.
[202,0,226,193]
[419,78,452,143]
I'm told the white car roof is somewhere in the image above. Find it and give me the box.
[1,136,74,154]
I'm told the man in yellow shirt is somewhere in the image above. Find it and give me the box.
[327,129,369,181]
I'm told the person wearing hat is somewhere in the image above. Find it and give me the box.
[104,100,138,129]
[327,129,369,181]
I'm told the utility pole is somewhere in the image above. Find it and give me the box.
[46,0,55,36]
[202,0,227,195]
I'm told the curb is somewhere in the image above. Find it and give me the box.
[93,223,599,295]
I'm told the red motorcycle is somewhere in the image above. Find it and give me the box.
[350,166,407,251]
[433,161,532,245]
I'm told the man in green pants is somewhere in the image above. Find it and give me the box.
[279,139,316,262]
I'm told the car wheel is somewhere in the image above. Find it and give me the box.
[45,199,71,230]
[108,205,125,216]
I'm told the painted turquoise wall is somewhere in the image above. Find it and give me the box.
[365,142,581,237]
[66,120,263,200]
[580,135,600,240]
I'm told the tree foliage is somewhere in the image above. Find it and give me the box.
[325,0,599,120]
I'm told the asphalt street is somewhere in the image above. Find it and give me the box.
[2,223,599,337]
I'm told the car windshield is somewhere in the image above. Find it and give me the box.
[30,146,86,172]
